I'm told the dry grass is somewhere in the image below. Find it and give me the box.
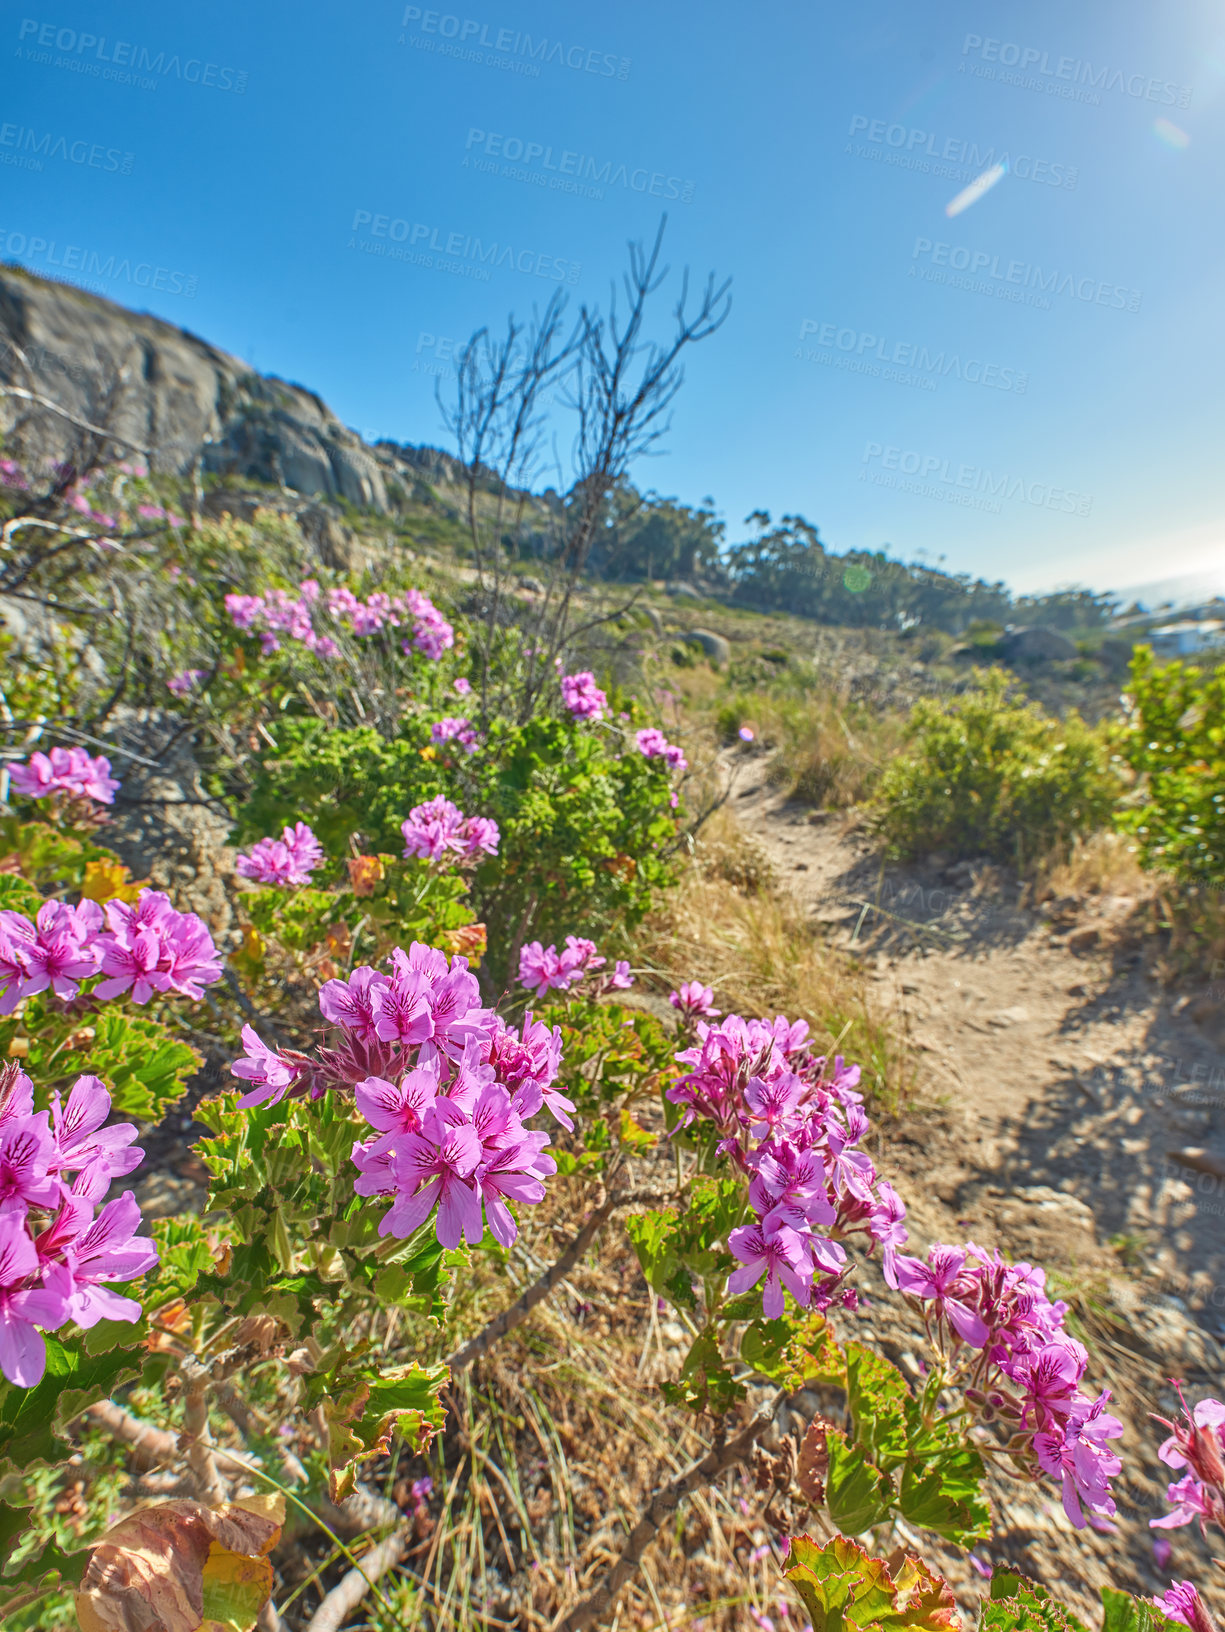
[637,807,917,1116]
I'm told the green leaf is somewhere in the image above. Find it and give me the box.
[0,1335,145,1478]
[898,1440,990,1546]
[322,1361,448,1503]
[659,1331,746,1416]
[824,1427,895,1535]
[784,1532,960,1632]
[74,1008,201,1119]
[845,1342,910,1468]
[0,875,43,916]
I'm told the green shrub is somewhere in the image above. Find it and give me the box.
[871,674,1117,866]
[1116,646,1225,886]
[236,714,678,983]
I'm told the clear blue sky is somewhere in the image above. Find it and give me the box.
[3,0,1223,597]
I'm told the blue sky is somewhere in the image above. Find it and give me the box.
[3,0,1223,597]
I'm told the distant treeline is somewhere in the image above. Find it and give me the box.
[584,485,1112,634]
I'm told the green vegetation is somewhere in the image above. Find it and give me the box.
[871,673,1118,866]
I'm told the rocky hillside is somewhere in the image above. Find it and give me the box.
[0,264,402,507]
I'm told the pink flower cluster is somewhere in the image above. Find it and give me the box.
[891,1239,1122,1527]
[518,937,632,998]
[668,1015,882,1323]
[560,671,607,721]
[0,1066,158,1386]
[230,944,567,1250]
[236,822,326,887]
[669,981,720,1020]
[0,889,223,1013]
[224,580,453,661]
[635,728,687,771]
[8,748,119,806]
[400,797,499,866]
[430,716,478,754]
[136,502,186,527]
[1150,1390,1225,1535]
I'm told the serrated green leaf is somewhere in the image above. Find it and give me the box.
[322,1361,448,1502]
[825,1427,895,1535]
[0,875,43,916]
[659,1331,745,1416]
[0,1336,144,1477]
[784,1532,960,1632]
[845,1341,910,1468]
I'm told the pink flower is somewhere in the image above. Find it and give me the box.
[9,746,119,805]
[0,911,36,1015]
[670,982,720,1020]
[610,960,634,989]
[893,1245,988,1348]
[18,898,102,1001]
[453,677,472,696]
[1034,1390,1123,1528]
[728,1221,816,1319]
[45,1190,159,1328]
[236,822,324,887]
[739,726,755,742]
[560,671,607,721]
[380,1104,484,1248]
[231,1026,300,1108]
[430,716,478,753]
[0,1210,69,1387]
[401,797,499,865]
[1156,1583,1216,1632]
[49,1076,142,1196]
[96,890,222,1004]
[635,727,687,771]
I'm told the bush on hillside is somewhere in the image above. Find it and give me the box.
[871,673,1117,866]
[1116,646,1225,887]
[237,713,678,984]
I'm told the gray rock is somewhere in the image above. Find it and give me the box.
[666,581,701,599]
[683,628,731,665]
[0,266,389,510]
[997,626,1077,663]
[102,709,237,942]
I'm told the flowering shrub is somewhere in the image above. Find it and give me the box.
[636,726,688,770]
[225,579,454,660]
[237,712,679,986]
[518,936,632,997]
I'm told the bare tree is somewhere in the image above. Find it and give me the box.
[440,217,731,723]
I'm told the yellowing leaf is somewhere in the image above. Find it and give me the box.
[74,1496,283,1632]
[81,858,147,905]
[619,1105,657,1151]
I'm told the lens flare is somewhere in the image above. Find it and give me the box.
[1154,118,1191,149]
[945,161,1008,218]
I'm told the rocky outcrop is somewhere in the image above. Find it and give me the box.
[0,266,388,510]
[997,626,1077,664]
